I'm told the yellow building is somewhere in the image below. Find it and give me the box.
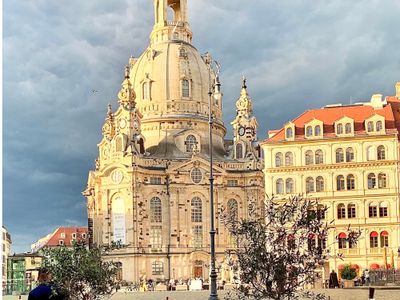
[2,226,12,294]
[83,0,264,283]
[261,83,400,279]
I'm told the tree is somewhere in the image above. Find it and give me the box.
[340,264,357,280]
[41,242,118,300]
[222,195,360,300]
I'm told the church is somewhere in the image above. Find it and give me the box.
[83,0,264,283]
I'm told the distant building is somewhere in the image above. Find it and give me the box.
[30,227,88,253]
[262,82,400,283]
[2,226,12,294]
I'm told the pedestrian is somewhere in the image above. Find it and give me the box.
[329,270,339,288]
[28,267,65,300]
[364,269,370,285]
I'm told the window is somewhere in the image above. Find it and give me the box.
[316,176,324,192]
[143,82,151,99]
[276,178,284,194]
[236,143,243,159]
[190,168,203,184]
[317,205,326,220]
[346,147,354,162]
[305,150,313,165]
[348,204,356,218]
[150,197,162,223]
[285,152,293,166]
[71,233,77,239]
[306,177,314,193]
[185,135,197,153]
[60,233,65,238]
[377,145,385,160]
[337,204,346,219]
[59,240,64,246]
[191,197,202,222]
[275,152,283,167]
[181,79,190,97]
[150,226,162,248]
[346,174,355,190]
[306,126,313,137]
[286,127,293,139]
[378,173,387,188]
[337,124,343,134]
[367,173,376,189]
[227,180,238,187]
[192,225,203,248]
[369,203,378,217]
[336,175,345,191]
[380,231,389,247]
[152,261,164,275]
[315,125,321,136]
[150,177,162,185]
[315,150,323,164]
[227,199,238,221]
[345,123,352,134]
[367,121,374,132]
[370,232,378,248]
[338,232,347,249]
[367,146,375,160]
[376,121,383,131]
[82,233,87,239]
[335,148,344,163]
[379,202,388,217]
[286,178,294,193]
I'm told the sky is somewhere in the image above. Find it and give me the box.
[3,0,400,253]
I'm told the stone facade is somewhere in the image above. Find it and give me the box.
[2,226,11,294]
[83,0,264,283]
[261,85,400,281]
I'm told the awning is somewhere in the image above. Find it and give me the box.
[380,230,389,237]
[338,232,347,239]
[370,263,380,269]
[351,264,360,269]
[370,231,378,237]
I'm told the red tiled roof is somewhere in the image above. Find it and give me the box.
[45,227,88,247]
[265,96,399,143]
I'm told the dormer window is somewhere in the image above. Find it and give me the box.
[286,127,293,139]
[376,121,383,131]
[367,121,374,132]
[306,126,313,137]
[72,233,77,239]
[345,123,352,134]
[314,125,321,136]
[337,124,343,134]
[181,79,190,98]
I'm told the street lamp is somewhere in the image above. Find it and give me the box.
[204,52,220,300]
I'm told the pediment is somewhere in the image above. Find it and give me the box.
[334,116,354,123]
[168,156,226,176]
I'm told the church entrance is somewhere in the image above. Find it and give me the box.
[193,260,203,278]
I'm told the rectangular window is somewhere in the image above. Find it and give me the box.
[150,177,162,185]
[379,207,388,217]
[71,233,77,239]
[337,207,346,219]
[150,226,162,249]
[192,225,203,248]
[59,240,64,246]
[338,239,347,249]
[369,206,378,218]
[380,236,389,247]
[370,237,378,248]
[348,206,356,218]
[227,180,238,187]
[152,261,163,275]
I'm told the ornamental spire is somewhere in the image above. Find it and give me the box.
[236,76,253,116]
[118,64,136,110]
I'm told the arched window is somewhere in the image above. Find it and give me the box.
[337,204,346,219]
[143,82,151,100]
[181,79,190,97]
[367,173,376,189]
[315,125,321,136]
[379,202,388,217]
[346,174,355,190]
[306,177,314,193]
[377,145,385,160]
[348,203,356,218]
[316,176,324,192]
[370,231,378,248]
[191,197,202,222]
[227,199,238,221]
[286,127,293,139]
[378,173,387,188]
[338,232,347,248]
[335,148,344,163]
[150,197,162,223]
[336,175,345,191]
[276,179,284,194]
[286,178,294,193]
[275,152,283,167]
[376,121,383,131]
[337,124,343,134]
[305,150,313,165]
[367,121,374,132]
[367,146,375,160]
[152,261,164,275]
[315,150,323,164]
[369,202,378,217]
[185,135,197,152]
[345,123,352,134]
[306,126,313,137]
[380,231,389,247]
[346,147,354,162]
[236,143,243,159]
[285,152,293,166]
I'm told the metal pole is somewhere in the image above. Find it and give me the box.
[207,58,218,300]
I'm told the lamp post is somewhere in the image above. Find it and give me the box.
[205,52,220,300]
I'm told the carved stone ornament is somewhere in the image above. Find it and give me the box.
[118,65,136,110]
[102,103,115,140]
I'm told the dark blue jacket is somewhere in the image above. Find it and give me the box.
[28,284,65,300]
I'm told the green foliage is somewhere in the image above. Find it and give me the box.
[41,242,118,300]
[340,264,357,280]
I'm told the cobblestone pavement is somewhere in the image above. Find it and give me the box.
[4,288,400,300]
